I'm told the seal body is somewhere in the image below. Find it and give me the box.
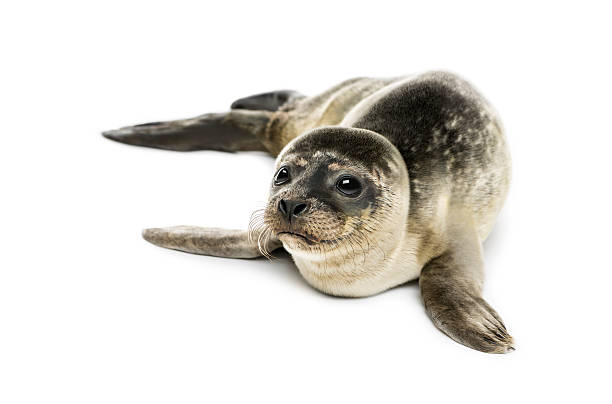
[261,73,510,297]
[104,71,514,353]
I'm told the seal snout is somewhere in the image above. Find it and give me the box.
[278,199,309,224]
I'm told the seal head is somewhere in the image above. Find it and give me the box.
[254,126,411,295]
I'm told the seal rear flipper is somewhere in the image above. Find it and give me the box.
[142,226,282,259]
[231,90,304,111]
[102,110,271,152]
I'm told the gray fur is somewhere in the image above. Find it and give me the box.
[104,71,513,353]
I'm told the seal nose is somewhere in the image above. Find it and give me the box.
[278,199,308,222]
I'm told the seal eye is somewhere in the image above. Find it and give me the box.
[336,175,362,197]
[274,167,290,185]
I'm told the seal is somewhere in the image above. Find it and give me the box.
[103,71,513,353]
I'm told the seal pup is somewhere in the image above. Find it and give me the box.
[103,71,513,353]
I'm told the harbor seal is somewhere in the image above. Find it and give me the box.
[103,71,513,353]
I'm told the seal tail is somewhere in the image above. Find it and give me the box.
[230,90,304,111]
[102,110,271,152]
[102,90,303,153]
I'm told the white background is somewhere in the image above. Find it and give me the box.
[1,1,611,403]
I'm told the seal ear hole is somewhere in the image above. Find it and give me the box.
[274,166,290,186]
[336,175,362,197]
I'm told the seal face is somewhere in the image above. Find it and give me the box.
[266,129,393,250]
[104,71,515,353]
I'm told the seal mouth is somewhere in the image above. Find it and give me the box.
[277,231,318,245]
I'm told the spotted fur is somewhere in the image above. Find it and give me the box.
[104,71,513,353]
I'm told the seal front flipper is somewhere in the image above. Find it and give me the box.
[142,226,282,259]
[419,213,514,353]
[231,90,304,111]
[102,110,271,152]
